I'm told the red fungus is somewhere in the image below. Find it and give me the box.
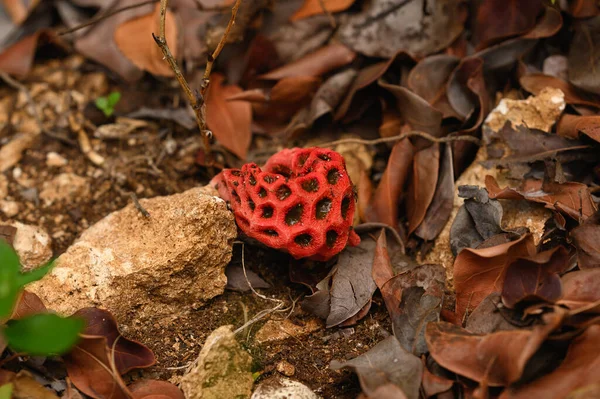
[211,147,360,261]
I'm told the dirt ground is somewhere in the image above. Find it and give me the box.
[1,55,394,398]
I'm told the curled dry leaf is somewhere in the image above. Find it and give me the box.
[474,0,543,50]
[568,16,600,95]
[557,114,600,142]
[570,223,600,269]
[73,308,156,374]
[499,325,600,398]
[362,138,414,229]
[520,74,600,109]
[425,316,563,387]
[453,234,536,322]
[466,293,519,334]
[501,246,569,309]
[10,290,47,320]
[114,3,177,77]
[406,144,440,234]
[64,335,131,399]
[485,175,597,221]
[0,30,54,76]
[206,73,252,159]
[260,43,356,80]
[330,335,423,399]
[414,143,455,241]
[291,0,356,21]
[558,268,600,314]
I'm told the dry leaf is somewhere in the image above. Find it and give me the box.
[114,3,177,77]
[206,73,252,159]
[291,0,356,21]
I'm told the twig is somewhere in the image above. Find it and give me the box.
[0,72,77,146]
[130,192,151,217]
[58,0,159,36]
[153,0,241,174]
[316,130,481,149]
[318,0,336,28]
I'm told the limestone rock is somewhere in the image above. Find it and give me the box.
[181,325,254,399]
[27,187,237,323]
[251,377,319,399]
[1,222,53,272]
[276,360,295,376]
[484,87,565,133]
[0,200,19,217]
[39,173,90,205]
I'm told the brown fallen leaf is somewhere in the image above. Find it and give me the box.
[453,234,536,322]
[291,0,356,21]
[114,3,177,77]
[406,144,440,234]
[485,175,597,221]
[0,30,51,76]
[206,73,252,159]
[570,223,600,269]
[11,370,59,399]
[568,16,600,95]
[473,0,543,50]
[259,43,356,80]
[362,138,414,229]
[3,0,40,25]
[421,362,453,398]
[64,335,131,399]
[425,316,563,387]
[563,0,600,18]
[330,335,423,399]
[10,290,47,320]
[500,325,600,398]
[557,114,600,142]
[73,308,156,374]
[558,268,600,314]
[520,74,600,109]
[129,380,185,399]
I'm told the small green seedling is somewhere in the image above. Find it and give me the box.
[95,91,122,117]
[0,240,84,356]
[0,384,12,399]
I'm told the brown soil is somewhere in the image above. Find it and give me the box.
[1,56,391,398]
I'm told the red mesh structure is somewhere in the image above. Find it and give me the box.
[211,147,360,261]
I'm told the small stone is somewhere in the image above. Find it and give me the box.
[27,187,236,324]
[276,360,295,376]
[0,222,52,272]
[39,173,90,205]
[252,377,319,399]
[46,152,68,167]
[181,325,254,399]
[254,318,322,344]
[0,200,19,217]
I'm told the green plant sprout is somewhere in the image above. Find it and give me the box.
[95,91,122,117]
[0,383,12,399]
[0,239,84,356]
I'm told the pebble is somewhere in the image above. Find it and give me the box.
[46,152,68,167]
[276,360,296,376]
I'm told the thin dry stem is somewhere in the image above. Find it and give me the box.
[318,0,337,28]
[153,0,241,173]
[317,130,481,148]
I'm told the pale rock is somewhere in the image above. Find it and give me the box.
[0,200,19,217]
[39,173,90,205]
[254,318,322,344]
[46,152,68,167]
[484,87,565,133]
[0,133,39,172]
[181,325,254,399]
[276,360,296,376]
[251,377,319,399]
[27,187,237,324]
[1,222,53,272]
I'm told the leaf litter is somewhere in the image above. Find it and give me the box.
[2,0,600,397]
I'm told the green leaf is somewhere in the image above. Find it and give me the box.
[0,384,12,399]
[107,91,121,107]
[95,96,108,111]
[15,260,54,287]
[0,240,20,275]
[4,314,84,355]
